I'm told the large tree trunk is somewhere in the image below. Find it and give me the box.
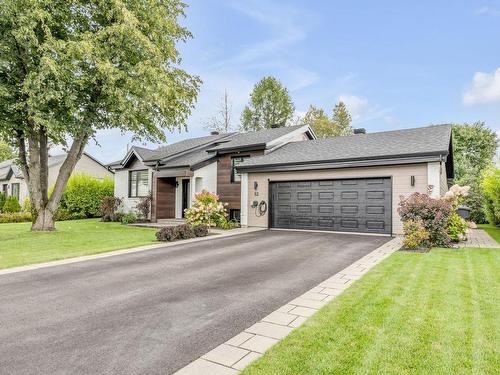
[17,128,88,232]
[31,208,55,231]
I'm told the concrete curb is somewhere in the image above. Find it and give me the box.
[173,236,403,375]
[0,227,266,276]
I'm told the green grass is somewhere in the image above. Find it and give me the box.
[478,224,500,245]
[0,219,157,269]
[243,248,500,375]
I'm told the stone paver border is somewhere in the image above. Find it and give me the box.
[173,236,403,375]
[0,227,266,276]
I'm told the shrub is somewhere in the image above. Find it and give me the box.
[0,212,32,223]
[60,173,114,218]
[135,194,152,221]
[100,196,123,222]
[121,212,137,225]
[177,224,196,239]
[217,218,240,230]
[21,197,31,213]
[481,166,500,226]
[184,190,227,226]
[402,219,430,250]
[54,208,87,221]
[0,192,6,212]
[447,211,468,242]
[398,193,453,247]
[2,195,21,213]
[193,224,209,237]
[156,226,179,242]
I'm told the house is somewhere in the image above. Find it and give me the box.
[110,125,315,221]
[0,153,113,204]
[236,124,454,235]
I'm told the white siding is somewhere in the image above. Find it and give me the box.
[114,157,153,213]
[242,163,428,234]
[427,162,441,198]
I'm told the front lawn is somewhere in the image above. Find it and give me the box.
[243,247,500,375]
[0,219,157,269]
[478,224,500,245]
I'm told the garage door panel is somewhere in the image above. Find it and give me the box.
[271,178,391,234]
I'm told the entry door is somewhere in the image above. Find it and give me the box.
[181,179,190,218]
[270,178,391,234]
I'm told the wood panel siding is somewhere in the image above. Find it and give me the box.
[217,151,264,210]
[156,177,176,219]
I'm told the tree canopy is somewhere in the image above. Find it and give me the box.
[0,142,14,162]
[302,102,354,138]
[241,76,295,131]
[0,0,200,230]
[452,122,498,223]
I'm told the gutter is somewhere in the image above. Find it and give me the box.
[236,154,446,173]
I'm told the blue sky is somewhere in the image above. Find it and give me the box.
[84,0,500,163]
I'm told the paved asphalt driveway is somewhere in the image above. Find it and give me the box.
[0,230,389,375]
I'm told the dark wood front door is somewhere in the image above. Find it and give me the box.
[182,179,190,218]
[156,177,176,219]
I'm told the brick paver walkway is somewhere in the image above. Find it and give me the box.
[459,229,498,248]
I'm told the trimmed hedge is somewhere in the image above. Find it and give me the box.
[0,212,32,223]
[60,173,114,218]
[0,192,6,212]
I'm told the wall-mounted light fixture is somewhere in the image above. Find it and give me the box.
[410,176,415,187]
[254,181,258,190]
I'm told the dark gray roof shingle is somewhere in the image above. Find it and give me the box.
[238,125,452,169]
[207,125,308,152]
[143,134,233,162]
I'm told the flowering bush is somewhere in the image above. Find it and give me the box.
[402,219,430,250]
[443,184,470,206]
[398,193,453,247]
[184,190,227,227]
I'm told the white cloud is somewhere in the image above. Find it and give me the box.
[337,94,369,120]
[336,94,393,125]
[463,67,500,105]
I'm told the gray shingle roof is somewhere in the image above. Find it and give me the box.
[143,134,233,162]
[0,154,70,181]
[238,125,452,169]
[207,125,308,152]
[159,148,216,169]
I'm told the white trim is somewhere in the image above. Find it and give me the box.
[265,125,314,149]
[240,173,249,226]
[427,162,440,198]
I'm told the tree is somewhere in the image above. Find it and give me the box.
[332,101,354,136]
[0,1,200,231]
[241,76,295,131]
[452,122,498,223]
[0,142,14,162]
[205,90,233,133]
[301,101,354,138]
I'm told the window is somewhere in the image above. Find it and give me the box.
[129,170,149,198]
[2,184,7,195]
[11,183,20,200]
[231,156,249,183]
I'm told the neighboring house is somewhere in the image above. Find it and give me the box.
[237,125,454,235]
[0,153,113,204]
[110,125,315,221]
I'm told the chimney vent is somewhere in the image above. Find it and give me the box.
[353,128,366,134]
[210,131,219,135]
